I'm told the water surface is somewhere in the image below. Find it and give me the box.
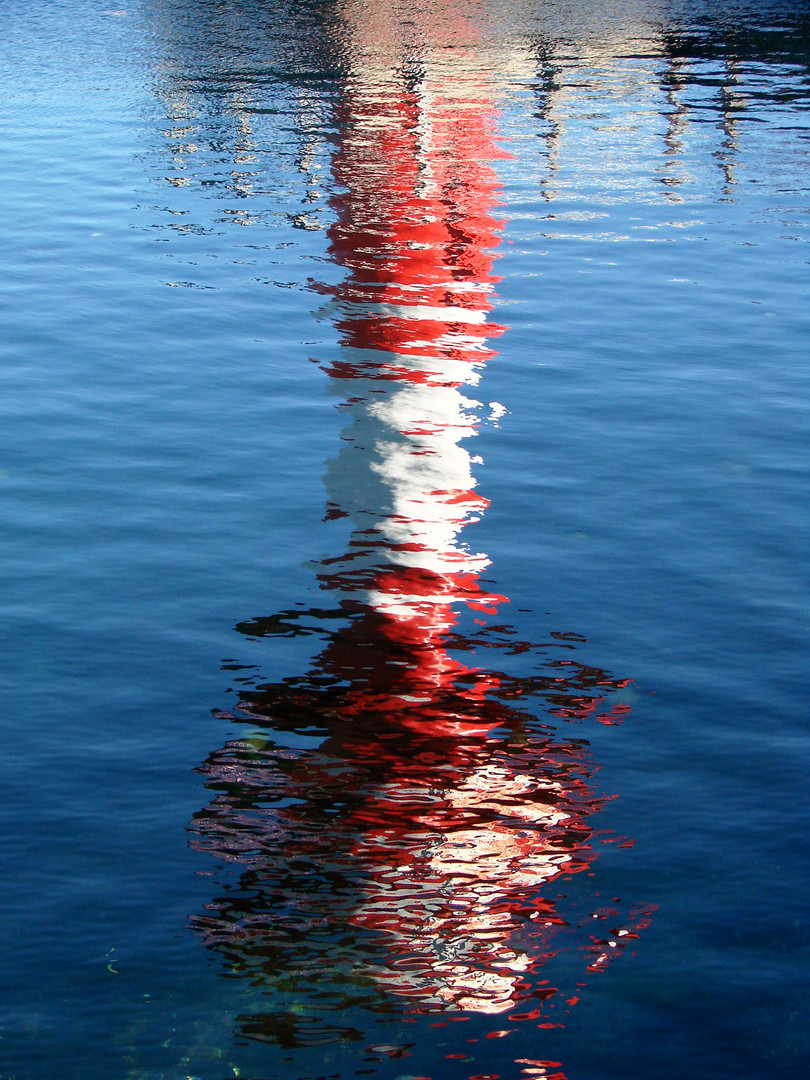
[0,2,808,1079]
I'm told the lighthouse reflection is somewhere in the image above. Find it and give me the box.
[190,23,641,1052]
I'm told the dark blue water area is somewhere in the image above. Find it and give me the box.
[1,3,809,1080]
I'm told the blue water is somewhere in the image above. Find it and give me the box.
[1,2,808,1079]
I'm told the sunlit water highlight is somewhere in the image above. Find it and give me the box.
[0,2,808,1079]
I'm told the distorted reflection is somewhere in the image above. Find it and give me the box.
[148,0,808,236]
[189,0,647,1055]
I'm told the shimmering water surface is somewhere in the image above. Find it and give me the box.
[1,2,808,1078]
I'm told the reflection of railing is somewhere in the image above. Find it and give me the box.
[149,2,802,221]
[189,38,648,1058]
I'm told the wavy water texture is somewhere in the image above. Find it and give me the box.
[188,8,649,1065]
[0,2,807,1079]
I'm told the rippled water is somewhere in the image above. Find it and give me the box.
[1,2,808,1079]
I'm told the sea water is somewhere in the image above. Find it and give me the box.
[0,2,808,1079]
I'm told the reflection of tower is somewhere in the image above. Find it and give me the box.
[315,46,511,690]
[189,7,646,1057]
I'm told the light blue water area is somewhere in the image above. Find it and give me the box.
[0,3,808,1080]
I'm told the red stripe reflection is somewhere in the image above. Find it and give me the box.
[190,16,649,1065]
